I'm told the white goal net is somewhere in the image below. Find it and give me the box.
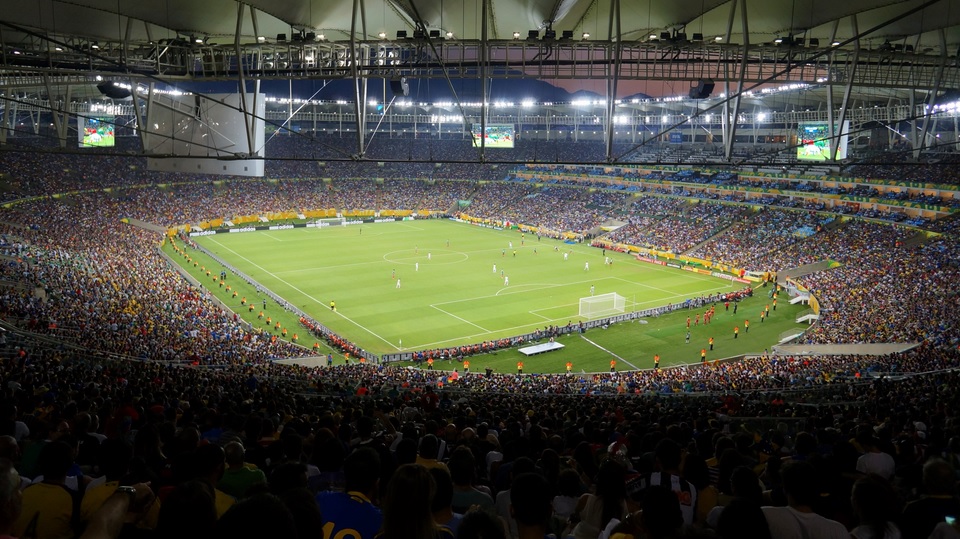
[579,292,626,319]
[313,217,346,227]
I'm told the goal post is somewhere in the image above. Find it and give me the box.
[313,216,346,227]
[579,292,626,319]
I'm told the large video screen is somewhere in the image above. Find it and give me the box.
[78,116,115,148]
[797,121,848,161]
[472,124,515,149]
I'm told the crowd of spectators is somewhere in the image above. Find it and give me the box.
[0,195,309,366]
[3,135,960,538]
[514,163,960,212]
[3,187,952,358]
[3,139,958,231]
[847,153,960,186]
[454,182,631,236]
[670,214,957,346]
[2,144,958,352]
[603,200,749,254]
[3,322,960,539]
[793,229,960,346]
[496,187,629,234]
[688,208,832,271]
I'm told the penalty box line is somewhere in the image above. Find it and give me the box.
[429,304,490,333]
[579,335,640,370]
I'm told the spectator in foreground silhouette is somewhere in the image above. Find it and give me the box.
[761,460,848,539]
[378,463,453,539]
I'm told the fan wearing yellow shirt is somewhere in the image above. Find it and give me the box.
[80,439,161,530]
[15,441,80,539]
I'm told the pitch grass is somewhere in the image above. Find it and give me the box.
[168,219,808,374]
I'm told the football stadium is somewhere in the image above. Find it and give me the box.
[1,1,960,538]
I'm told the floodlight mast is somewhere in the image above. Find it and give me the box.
[480,0,488,163]
[832,15,859,162]
[234,2,259,158]
[604,0,621,163]
[350,0,369,159]
[723,0,749,162]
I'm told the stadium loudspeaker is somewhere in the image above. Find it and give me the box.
[96,81,131,100]
[688,78,715,99]
[389,77,410,96]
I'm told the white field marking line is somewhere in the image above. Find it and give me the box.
[261,233,283,242]
[382,250,470,266]
[436,270,726,310]
[614,283,736,308]
[611,276,677,295]
[526,310,555,322]
[523,282,733,319]
[407,278,744,348]
[494,283,560,296]
[619,255,719,284]
[268,243,558,276]
[579,334,640,370]
[272,259,389,275]
[609,275,735,299]
[271,250,470,275]
[430,283,562,307]
[207,238,399,349]
[609,275,723,297]
[210,228,741,350]
[429,304,490,332]
[434,275,731,326]
[406,285,726,349]
[396,222,425,231]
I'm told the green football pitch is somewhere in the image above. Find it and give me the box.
[171,219,808,373]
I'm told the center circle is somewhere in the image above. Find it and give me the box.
[382,249,470,266]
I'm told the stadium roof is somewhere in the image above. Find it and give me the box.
[3,0,960,51]
[0,1,956,104]
[0,1,956,105]
[3,0,960,163]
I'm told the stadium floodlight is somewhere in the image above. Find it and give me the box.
[579,293,626,319]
